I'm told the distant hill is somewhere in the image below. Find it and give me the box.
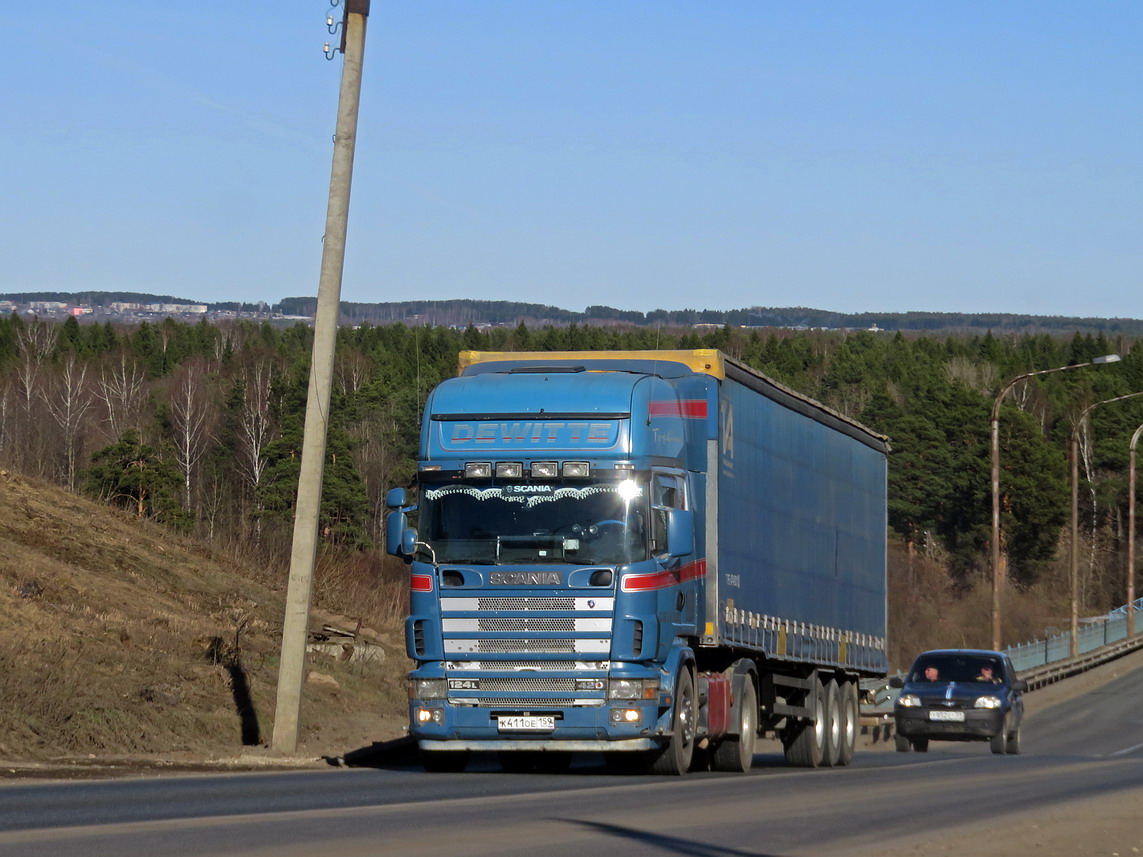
[274,298,1143,336]
[4,292,1141,335]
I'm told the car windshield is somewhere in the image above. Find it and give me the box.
[908,654,1005,684]
[416,477,649,566]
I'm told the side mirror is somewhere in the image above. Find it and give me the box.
[888,675,904,689]
[401,528,418,557]
[665,509,694,558]
[1012,679,1028,692]
[385,487,407,509]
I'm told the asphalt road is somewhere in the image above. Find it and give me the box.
[4,659,1143,857]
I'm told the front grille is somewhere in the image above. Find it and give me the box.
[448,660,607,671]
[469,677,581,692]
[477,639,579,653]
[474,597,576,611]
[473,698,602,708]
[477,618,577,632]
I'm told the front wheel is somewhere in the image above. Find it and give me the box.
[1005,726,1022,755]
[650,666,697,775]
[894,733,912,752]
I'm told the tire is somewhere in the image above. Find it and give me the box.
[895,733,912,752]
[421,748,469,773]
[784,678,826,768]
[990,733,1006,754]
[912,737,929,752]
[711,678,758,773]
[1006,726,1022,755]
[650,666,697,775]
[822,679,843,768]
[836,681,858,766]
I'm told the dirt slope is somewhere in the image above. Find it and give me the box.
[0,469,408,767]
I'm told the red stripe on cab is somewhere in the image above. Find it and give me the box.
[621,559,707,592]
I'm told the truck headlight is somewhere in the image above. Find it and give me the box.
[974,695,1002,709]
[410,678,447,700]
[896,694,921,708]
[609,678,659,700]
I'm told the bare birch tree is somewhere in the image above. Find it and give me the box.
[41,354,95,491]
[235,359,277,505]
[14,321,59,475]
[168,358,216,511]
[95,353,146,441]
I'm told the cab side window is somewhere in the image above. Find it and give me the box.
[650,472,685,555]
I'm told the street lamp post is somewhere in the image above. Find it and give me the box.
[990,354,1120,651]
[1069,391,1143,657]
[1126,423,1143,638]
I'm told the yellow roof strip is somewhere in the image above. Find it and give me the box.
[456,349,727,379]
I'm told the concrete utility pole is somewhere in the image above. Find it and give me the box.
[272,0,370,755]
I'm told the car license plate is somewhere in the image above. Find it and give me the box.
[497,715,556,732]
[929,710,965,722]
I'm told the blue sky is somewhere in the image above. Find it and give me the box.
[3,2,1141,318]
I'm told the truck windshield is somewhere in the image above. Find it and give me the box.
[417,478,649,566]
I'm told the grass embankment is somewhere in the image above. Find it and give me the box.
[0,469,409,763]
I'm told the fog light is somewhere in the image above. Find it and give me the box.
[464,462,492,478]
[610,708,640,723]
[495,461,522,478]
[532,461,558,478]
[416,707,444,724]
[563,461,590,478]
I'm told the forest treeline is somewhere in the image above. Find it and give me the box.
[1,313,1142,639]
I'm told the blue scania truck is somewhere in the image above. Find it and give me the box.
[386,349,888,774]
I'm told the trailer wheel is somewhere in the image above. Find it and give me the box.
[783,679,825,768]
[650,666,697,775]
[420,749,469,773]
[822,679,843,767]
[711,677,757,773]
[835,680,859,766]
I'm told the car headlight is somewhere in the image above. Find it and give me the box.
[974,695,1002,709]
[897,694,921,708]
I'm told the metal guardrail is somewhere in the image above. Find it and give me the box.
[859,597,1143,727]
[1007,595,1143,673]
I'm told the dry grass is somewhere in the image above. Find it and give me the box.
[0,469,409,762]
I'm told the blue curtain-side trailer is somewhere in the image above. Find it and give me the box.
[386,349,888,774]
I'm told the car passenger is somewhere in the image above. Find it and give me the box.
[923,665,939,681]
[976,664,1000,683]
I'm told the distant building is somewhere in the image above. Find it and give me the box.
[29,301,67,311]
[146,303,208,315]
[70,306,93,316]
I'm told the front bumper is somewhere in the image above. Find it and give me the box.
[895,708,1006,741]
[409,697,666,743]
